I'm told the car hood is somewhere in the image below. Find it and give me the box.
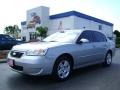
[12,42,70,51]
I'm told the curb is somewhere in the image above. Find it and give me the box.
[0,59,6,63]
[0,50,9,63]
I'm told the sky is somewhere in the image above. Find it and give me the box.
[0,0,119,33]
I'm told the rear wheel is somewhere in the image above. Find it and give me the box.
[52,56,73,81]
[103,52,112,66]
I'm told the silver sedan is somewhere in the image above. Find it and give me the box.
[7,30,115,81]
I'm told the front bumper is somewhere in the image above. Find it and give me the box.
[7,53,55,76]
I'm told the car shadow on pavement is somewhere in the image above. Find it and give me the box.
[6,63,120,90]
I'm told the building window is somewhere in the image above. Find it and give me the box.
[98,25,102,30]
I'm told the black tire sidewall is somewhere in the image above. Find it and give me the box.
[104,53,112,66]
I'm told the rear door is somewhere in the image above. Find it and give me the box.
[92,31,107,61]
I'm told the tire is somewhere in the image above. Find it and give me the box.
[52,56,73,81]
[103,52,112,66]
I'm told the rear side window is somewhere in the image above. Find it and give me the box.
[93,31,106,42]
[79,31,94,42]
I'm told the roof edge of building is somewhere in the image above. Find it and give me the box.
[50,11,113,26]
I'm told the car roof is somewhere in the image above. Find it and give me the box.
[60,29,106,36]
[60,29,84,33]
[60,29,102,34]
[0,34,9,36]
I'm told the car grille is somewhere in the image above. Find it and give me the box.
[10,51,24,58]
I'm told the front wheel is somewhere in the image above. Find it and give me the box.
[103,53,112,66]
[52,56,72,81]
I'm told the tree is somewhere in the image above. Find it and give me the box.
[114,30,120,37]
[114,30,120,48]
[13,25,21,38]
[4,26,14,35]
[36,26,48,40]
[4,25,21,38]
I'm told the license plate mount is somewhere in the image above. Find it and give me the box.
[7,59,14,67]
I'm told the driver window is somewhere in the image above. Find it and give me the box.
[78,31,94,42]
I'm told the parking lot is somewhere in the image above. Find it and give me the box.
[0,49,120,90]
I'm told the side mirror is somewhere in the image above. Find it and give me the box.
[77,38,89,44]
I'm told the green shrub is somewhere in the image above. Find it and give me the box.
[116,37,120,48]
[36,26,48,40]
[116,37,120,44]
[116,44,120,48]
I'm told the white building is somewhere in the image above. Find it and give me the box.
[21,6,113,41]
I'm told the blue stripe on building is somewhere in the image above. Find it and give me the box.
[50,11,113,26]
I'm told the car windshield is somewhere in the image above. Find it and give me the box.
[43,31,80,43]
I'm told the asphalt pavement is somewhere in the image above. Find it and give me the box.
[0,49,120,90]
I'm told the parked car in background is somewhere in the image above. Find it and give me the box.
[0,34,24,50]
[7,30,115,81]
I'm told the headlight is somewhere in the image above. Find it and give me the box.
[26,49,48,56]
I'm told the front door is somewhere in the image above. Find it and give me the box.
[74,31,95,66]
